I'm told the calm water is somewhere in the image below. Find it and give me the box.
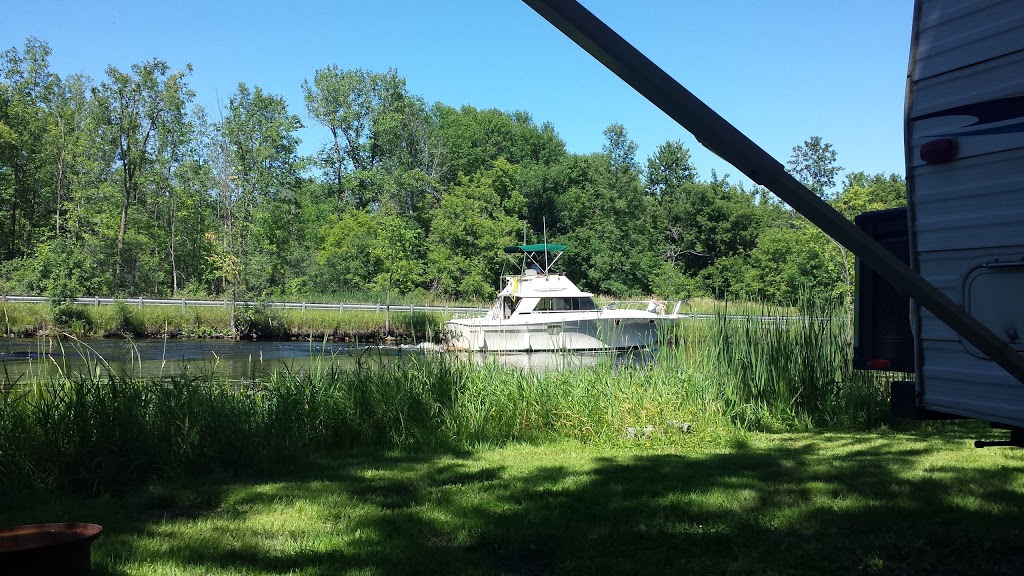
[0,338,656,384]
[0,338,413,384]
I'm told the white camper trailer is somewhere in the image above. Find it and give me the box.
[855,0,1024,443]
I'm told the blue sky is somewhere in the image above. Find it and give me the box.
[5,1,912,189]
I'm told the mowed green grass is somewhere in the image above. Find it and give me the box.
[3,422,1022,575]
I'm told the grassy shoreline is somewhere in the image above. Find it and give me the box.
[1,301,449,342]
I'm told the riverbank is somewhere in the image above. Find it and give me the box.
[0,301,448,342]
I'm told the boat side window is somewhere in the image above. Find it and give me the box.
[534,297,596,312]
[572,297,595,310]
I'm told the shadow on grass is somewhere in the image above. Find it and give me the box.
[6,427,1024,575]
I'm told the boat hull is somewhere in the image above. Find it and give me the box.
[444,316,664,352]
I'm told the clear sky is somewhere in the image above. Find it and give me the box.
[4,1,913,189]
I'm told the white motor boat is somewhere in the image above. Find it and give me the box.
[444,244,681,352]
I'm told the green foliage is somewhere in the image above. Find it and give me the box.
[1,41,897,311]
[48,304,93,334]
[233,303,285,339]
[745,223,849,304]
[33,237,96,306]
[835,171,906,219]
[0,301,450,341]
[109,300,146,337]
[427,165,524,299]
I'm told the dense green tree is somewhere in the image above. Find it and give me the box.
[782,136,852,299]
[555,125,659,296]
[310,209,377,292]
[426,163,524,299]
[645,140,697,198]
[834,171,906,220]
[746,220,849,304]
[654,178,765,297]
[301,67,421,210]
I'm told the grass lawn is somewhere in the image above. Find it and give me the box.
[2,422,1022,575]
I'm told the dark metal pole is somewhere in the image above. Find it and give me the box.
[522,0,1024,385]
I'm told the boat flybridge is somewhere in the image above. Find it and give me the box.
[443,244,682,352]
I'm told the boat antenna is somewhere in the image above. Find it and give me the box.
[543,217,549,274]
[522,223,528,273]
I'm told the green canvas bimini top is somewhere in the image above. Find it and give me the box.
[503,243,567,254]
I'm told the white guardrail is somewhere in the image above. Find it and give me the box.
[0,295,488,315]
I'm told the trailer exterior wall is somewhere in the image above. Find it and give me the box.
[908,0,1024,426]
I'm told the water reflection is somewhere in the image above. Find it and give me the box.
[0,338,411,384]
[0,337,658,384]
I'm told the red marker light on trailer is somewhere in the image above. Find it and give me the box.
[867,359,893,370]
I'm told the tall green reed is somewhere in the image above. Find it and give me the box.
[1,349,725,492]
[665,298,899,430]
[1,306,901,494]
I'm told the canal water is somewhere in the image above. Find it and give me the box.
[0,338,656,384]
[0,338,410,384]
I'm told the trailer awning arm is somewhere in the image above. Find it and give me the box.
[522,0,1024,385]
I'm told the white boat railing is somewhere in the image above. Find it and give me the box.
[602,300,684,315]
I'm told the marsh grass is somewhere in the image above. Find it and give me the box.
[660,297,906,431]
[1,301,448,340]
[0,345,730,492]
[1,304,904,493]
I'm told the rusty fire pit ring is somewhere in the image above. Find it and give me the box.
[0,523,103,575]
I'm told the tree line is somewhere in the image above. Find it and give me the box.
[0,38,906,306]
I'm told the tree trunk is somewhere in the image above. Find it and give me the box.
[385,271,393,336]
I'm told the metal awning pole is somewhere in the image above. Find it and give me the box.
[522,0,1024,385]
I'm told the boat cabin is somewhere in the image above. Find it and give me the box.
[491,244,600,320]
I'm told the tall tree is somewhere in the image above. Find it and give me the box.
[43,71,92,240]
[301,67,414,209]
[0,38,57,259]
[92,58,194,291]
[556,125,658,296]
[214,83,302,301]
[787,136,843,199]
[645,139,696,198]
[426,161,524,299]
[787,136,850,297]
[834,171,906,220]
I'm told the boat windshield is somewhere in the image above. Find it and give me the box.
[533,297,597,312]
[501,296,521,319]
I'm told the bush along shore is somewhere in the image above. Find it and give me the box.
[0,301,448,342]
